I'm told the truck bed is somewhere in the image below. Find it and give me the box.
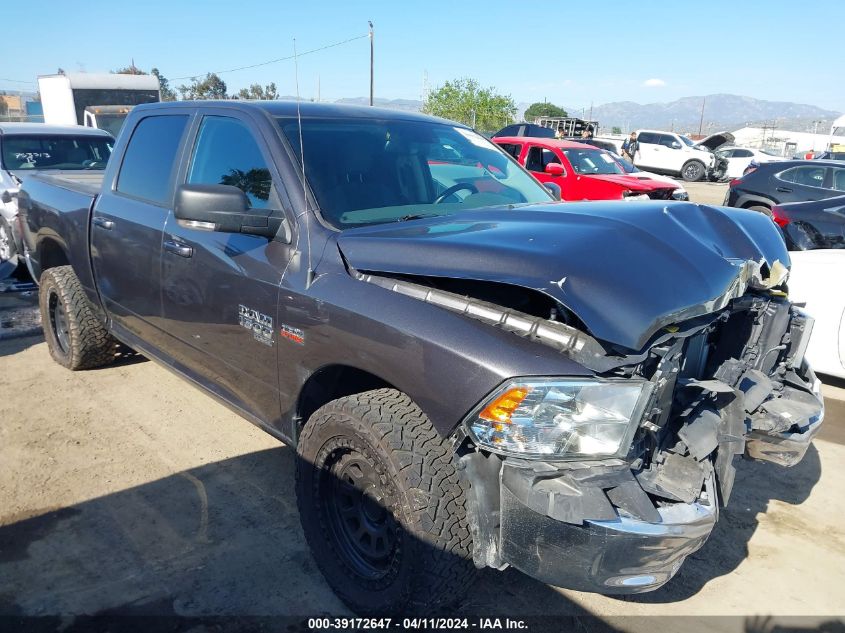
[34,171,105,196]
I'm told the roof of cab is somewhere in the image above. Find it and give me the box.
[130,99,464,126]
[492,136,599,150]
[0,122,114,138]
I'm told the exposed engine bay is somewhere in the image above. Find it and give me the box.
[357,268,824,580]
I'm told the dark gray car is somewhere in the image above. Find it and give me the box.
[17,101,824,615]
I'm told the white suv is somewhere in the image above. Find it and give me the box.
[633,130,716,182]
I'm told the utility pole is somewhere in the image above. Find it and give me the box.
[697,96,706,137]
[368,21,374,106]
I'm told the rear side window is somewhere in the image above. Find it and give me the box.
[117,115,189,205]
[778,166,825,188]
[497,143,522,159]
[187,116,272,209]
[733,149,753,158]
[832,168,845,192]
[637,132,657,144]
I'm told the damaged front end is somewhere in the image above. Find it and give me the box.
[358,258,824,593]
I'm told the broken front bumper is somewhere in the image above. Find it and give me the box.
[499,476,716,593]
[746,412,824,467]
[470,377,824,595]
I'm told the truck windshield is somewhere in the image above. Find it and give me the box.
[562,148,625,175]
[277,117,553,229]
[90,114,128,139]
[1,135,112,171]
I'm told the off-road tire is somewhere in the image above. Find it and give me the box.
[295,388,476,615]
[681,160,706,182]
[39,265,118,370]
[747,204,773,218]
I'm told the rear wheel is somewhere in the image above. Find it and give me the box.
[747,204,773,217]
[295,389,475,614]
[39,265,119,370]
[681,160,705,182]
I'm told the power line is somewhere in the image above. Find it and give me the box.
[0,77,35,84]
[171,34,369,81]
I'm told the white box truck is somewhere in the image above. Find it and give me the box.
[37,73,161,137]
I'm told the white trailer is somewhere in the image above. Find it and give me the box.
[37,73,160,137]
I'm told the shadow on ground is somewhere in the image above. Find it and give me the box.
[0,436,827,632]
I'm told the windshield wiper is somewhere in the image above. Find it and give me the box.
[396,213,440,222]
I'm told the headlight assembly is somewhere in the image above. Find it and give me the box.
[465,378,654,459]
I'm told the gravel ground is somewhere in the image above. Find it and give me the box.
[1,329,843,630]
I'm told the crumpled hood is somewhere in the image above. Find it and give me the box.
[337,202,790,351]
[587,173,676,192]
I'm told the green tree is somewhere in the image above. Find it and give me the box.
[112,64,146,75]
[178,73,228,100]
[235,83,279,100]
[151,68,177,101]
[422,78,516,132]
[611,126,622,135]
[523,101,568,120]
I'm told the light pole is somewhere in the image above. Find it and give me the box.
[368,21,374,106]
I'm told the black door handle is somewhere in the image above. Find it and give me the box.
[163,240,193,258]
[776,186,793,193]
[92,217,115,230]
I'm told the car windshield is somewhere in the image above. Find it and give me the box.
[277,117,552,229]
[680,136,695,147]
[562,148,624,175]
[1,135,113,171]
[615,156,639,173]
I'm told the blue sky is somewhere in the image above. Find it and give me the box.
[1,0,842,111]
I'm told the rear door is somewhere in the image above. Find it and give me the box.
[159,109,295,425]
[634,132,660,169]
[91,111,192,346]
[774,165,829,203]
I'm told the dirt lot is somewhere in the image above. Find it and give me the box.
[2,185,843,630]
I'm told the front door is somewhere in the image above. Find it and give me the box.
[91,112,191,346]
[159,111,294,425]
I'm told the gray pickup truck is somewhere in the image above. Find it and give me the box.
[18,101,824,614]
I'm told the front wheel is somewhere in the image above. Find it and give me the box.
[681,160,706,182]
[39,265,119,370]
[0,217,17,262]
[295,389,475,614]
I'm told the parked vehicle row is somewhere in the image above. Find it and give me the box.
[16,101,824,614]
[494,136,682,201]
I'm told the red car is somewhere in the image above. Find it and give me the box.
[493,137,679,201]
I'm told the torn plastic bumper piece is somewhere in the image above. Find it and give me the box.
[746,413,824,467]
[498,465,716,594]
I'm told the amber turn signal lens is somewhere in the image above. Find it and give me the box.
[479,386,531,424]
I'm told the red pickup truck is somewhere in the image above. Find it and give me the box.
[494,136,679,202]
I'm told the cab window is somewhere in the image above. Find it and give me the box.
[187,116,273,209]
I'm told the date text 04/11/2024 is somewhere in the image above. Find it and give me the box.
[307,618,528,630]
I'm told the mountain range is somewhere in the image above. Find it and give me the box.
[333,94,841,134]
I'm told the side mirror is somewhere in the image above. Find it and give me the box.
[671,141,682,149]
[174,184,285,240]
[1,190,13,204]
[544,162,565,176]
[544,182,562,200]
